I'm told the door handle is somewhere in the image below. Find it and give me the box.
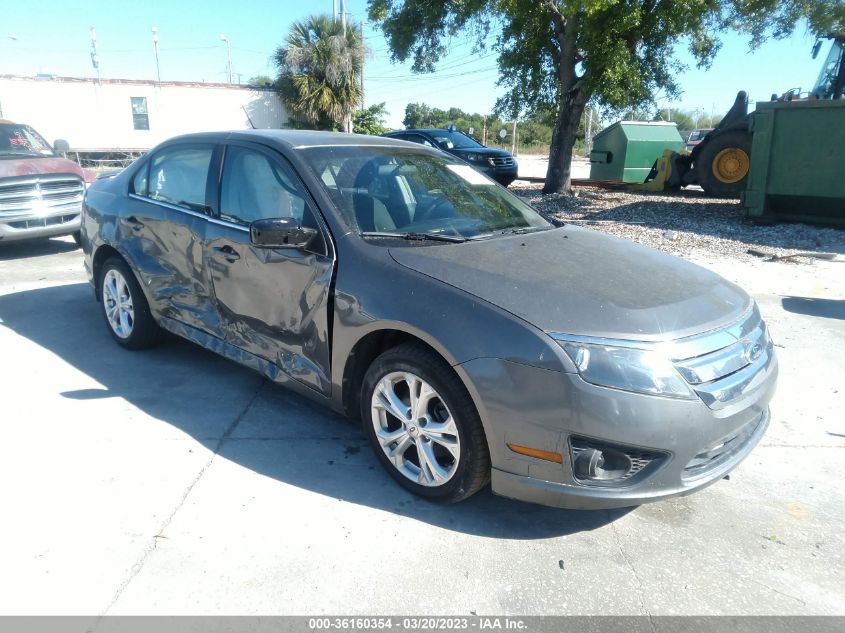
[213,245,241,262]
[122,216,144,231]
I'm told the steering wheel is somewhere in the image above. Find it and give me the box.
[414,196,454,223]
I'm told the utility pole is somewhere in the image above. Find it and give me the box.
[332,0,337,21]
[511,119,517,155]
[339,0,351,132]
[219,33,232,83]
[482,115,487,145]
[89,26,100,84]
[151,26,161,85]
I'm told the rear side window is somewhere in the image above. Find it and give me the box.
[147,145,214,211]
[405,134,433,147]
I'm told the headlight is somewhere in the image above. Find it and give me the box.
[464,153,484,162]
[556,339,695,399]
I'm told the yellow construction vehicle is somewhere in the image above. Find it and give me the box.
[643,36,844,197]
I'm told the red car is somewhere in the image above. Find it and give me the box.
[684,128,714,152]
[0,119,93,244]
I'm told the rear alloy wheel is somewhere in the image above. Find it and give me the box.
[100,257,161,350]
[361,344,490,503]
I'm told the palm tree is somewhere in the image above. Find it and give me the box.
[274,14,364,132]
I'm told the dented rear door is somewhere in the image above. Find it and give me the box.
[127,142,222,336]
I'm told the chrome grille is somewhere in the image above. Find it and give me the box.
[669,304,774,410]
[489,156,516,167]
[0,176,84,217]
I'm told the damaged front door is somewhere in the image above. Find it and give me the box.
[204,142,334,394]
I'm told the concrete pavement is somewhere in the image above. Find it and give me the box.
[0,236,842,615]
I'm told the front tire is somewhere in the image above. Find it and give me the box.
[696,129,752,198]
[100,257,161,350]
[361,343,490,503]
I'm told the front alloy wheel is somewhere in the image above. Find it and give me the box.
[361,343,490,503]
[371,371,461,486]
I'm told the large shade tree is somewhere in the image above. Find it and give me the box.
[368,0,845,193]
[274,14,364,132]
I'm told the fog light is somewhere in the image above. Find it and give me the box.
[569,436,666,487]
[573,448,632,481]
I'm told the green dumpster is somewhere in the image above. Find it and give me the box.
[589,121,684,183]
[743,99,845,226]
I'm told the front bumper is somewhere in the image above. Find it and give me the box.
[0,205,81,242]
[473,163,518,186]
[456,349,777,510]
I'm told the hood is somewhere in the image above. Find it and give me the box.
[450,147,512,158]
[0,155,87,181]
[389,226,751,341]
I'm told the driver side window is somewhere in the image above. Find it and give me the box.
[220,146,308,225]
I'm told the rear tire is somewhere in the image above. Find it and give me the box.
[99,257,161,350]
[696,130,752,198]
[71,231,82,247]
[361,343,490,503]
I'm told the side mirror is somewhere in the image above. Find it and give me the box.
[53,139,70,154]
[250,217,317,249]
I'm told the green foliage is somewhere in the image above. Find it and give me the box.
[274,14,364,130]
[369,0,842,192]
[247,75,274,87]
[353,102,391,135]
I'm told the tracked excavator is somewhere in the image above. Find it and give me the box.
[645,35,844,197]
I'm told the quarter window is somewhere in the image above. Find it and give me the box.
[131,163,148,196]
[220,146,308,225]
[131,97,149,130]
[147,145,214,211]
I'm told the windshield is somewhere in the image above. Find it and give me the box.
[0,124,55,157]
[428,131,483,150]
[688,129,713,142]
[301,146,550,241]
[812,40,843,99]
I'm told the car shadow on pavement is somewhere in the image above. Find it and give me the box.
[0,237,79,260]
[0,282,629,539]
[781,296,845,321]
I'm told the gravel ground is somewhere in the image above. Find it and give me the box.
[513,183,845,263]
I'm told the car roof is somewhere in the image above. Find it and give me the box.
[160,129,411,150]
[392,128,463,135]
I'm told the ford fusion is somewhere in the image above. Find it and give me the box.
[81,130,777,508]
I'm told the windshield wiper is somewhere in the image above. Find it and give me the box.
[0,151,43,159]
[360,231,467,243]
[505,226,554,235]
[470,225,554,240]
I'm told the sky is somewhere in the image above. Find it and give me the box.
[0,0,829,129]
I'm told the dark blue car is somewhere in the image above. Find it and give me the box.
[383,128,518,186]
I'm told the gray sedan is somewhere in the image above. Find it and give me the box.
[81,130,777,509]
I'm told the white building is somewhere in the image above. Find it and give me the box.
[0,75,288,153]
